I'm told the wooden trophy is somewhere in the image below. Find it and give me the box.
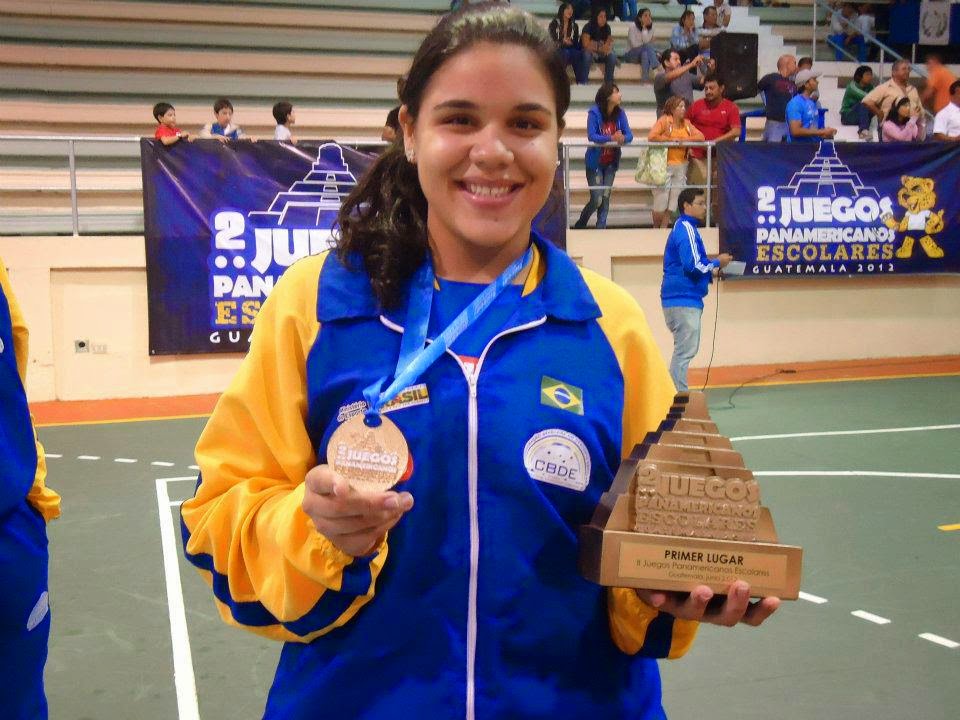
[579,392,802,599]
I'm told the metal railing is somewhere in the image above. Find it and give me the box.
[2,134,723,236]
[0,135,388,236]
[561,140,718,228]
[815,0,930,91]
[0,135,139,237]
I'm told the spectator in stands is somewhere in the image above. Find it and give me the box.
[612,1,638,22]
[932,80,960,141]
[687,75,739,214]
[795,58,823,105]
[621,8,658,82]
[671,10,701,64]
[152,102,192,146]
[581,7,617,83]
[200,98,247,143]
[840,65,875,140]
[786,70,838,142]
[648,95,705,228]
[881,97,921,142]
[574,83,633,229]
[272,101,297,144]
[921,53,958,115]
[863,59,924,140]
[550,2,590,84]
[698,6,724,58]
[757,54,797,142]
[660,187,731,392]
[828,3,867,63]
[713,0,733,28]
[382,107,400,143]
[654,49,706,117]
[855,3,875,58]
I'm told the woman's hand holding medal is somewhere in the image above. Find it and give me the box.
[302,464,414,557]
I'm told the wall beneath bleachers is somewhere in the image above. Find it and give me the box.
[3,231,960,401]
[1,236,241,401]
[570,229,960,372]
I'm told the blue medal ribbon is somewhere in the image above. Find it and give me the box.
[361,245,533,426]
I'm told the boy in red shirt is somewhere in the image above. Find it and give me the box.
[152,102,193,146]
[687,75,739,217]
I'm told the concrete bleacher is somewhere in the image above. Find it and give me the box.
[0,0,822,234]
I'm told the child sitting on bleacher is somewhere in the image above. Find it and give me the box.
[200,98,246,143]
[152,102,192,146]
[272,101,297,144]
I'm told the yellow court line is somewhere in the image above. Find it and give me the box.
[36,412,211,428]
[938,523,960,532]
[703,369,960,390]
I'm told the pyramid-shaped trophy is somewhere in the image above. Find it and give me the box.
[579,392,802,599]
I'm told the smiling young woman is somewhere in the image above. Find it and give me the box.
[180,4,776,719]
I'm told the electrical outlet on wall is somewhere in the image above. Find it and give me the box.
[74,339,89,353]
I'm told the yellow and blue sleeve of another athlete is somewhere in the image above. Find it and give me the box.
[181,253,385,643]
[583,268,699,660]
[0,262,60,522]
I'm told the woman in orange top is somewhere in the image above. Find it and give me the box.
[647,95,704,228]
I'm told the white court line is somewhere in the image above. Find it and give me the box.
[155,478,201,720]
[731,423,960,442]
[852,610,891,625]
[77,455,100,460]
[114,458,138,464]
[152,461,176,467]
[798,591,828,604]
[188,465,199,471]
[45,453,62,459]
[919,633,959,649]
[754,471,960,480]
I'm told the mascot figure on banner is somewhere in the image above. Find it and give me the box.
[883,175,946,259]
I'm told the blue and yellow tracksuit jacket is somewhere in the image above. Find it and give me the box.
[1,259,60,720]
[181,235,697,719]
[660,213,719,311]
[0,261,59,522]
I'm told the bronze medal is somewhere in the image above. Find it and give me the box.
[326,413,410,493]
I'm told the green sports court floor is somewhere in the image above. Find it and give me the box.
[38,375,959,719]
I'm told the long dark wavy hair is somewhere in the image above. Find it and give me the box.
[595,82,622,123]
[335,1,570,309]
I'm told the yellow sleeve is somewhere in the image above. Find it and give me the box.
[582,268,699,659]
[180,253,387,643]
[0,261,61,521]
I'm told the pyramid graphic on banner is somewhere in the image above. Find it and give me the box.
[776,141,880,198]
[248,143,358,227]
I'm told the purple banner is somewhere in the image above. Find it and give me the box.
[141,139,566,355]
[718,141,960,278]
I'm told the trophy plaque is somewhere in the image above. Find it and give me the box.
[579,392,802,599]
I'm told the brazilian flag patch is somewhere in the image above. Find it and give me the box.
[540,376,584,415]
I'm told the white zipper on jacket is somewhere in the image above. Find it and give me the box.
[380,314,547,720]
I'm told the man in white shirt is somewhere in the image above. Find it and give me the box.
[713,0,732,28]
[932,80,960,141]
[855,3,874,40]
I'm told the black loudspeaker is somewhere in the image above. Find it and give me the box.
[711,32,759,101]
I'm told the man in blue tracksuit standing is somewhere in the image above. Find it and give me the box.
[660,187,731,391]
